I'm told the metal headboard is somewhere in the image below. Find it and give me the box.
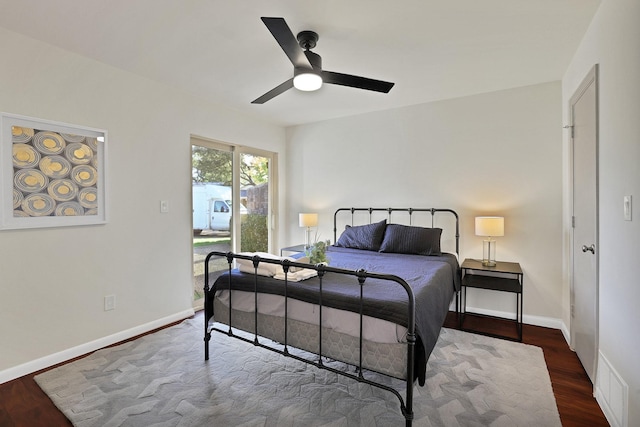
[333,207,460,255]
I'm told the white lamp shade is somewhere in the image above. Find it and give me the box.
[299,213,318,228]
[475,216,504,237]
[293,72,322,91]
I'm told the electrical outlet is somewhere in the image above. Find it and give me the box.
[104,294,116,311]
[160,200,169,213]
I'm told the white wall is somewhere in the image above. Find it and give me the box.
[563,0,640,425]
[0,28,286,380]
[286,82,564,324]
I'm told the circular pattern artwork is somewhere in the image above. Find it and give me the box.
[13,143,41,169]
[65,142,93,165]
[33,131,66,155]
[12,126,34,144]
[60,133,86,143]
[70,165,98,187]
[55,201,85,216]
[47,179,79,202]
[21,193,56,216]
[13,188,24,209]
[39,155,72,179]
[86,137,98,151]
[14,169,48,193]
[10,126,100,218]
[78,187,98,209]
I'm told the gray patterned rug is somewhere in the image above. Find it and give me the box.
[35,318,561,426]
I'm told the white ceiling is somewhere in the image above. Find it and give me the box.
[0,0,600,127]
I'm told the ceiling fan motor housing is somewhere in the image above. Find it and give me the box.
[297,30,319,50]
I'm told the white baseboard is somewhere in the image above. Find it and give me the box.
[0,308,194,385]
[559,321,570,345]
[463,306,569,342]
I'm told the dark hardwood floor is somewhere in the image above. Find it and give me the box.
[445,312,609,427]
[0,311,609,426]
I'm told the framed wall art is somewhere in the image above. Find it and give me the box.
[0,113,107,230]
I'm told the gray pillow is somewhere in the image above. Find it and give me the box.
[379,224,442,256]
[335,219,387,251]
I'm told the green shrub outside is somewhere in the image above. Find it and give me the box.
[240,213,268,252]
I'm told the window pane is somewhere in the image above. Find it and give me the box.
[191,140,275,309]
[239,153,269,253]
[192,145,232,304]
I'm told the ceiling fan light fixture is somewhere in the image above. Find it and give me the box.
[251,18,394,104]
[293,69,322,91]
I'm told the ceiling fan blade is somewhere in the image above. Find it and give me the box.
[261,17,312,68]
[251,78,294,104]
[321,71,395,93]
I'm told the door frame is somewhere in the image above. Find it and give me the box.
[190,136,278,310]
[568,64,599,381]
[190,135,278,253]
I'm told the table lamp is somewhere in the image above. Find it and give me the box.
[475,216,504,267]
[299,213,318,248]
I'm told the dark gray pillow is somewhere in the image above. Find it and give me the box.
[379,224,442,256]
[335,219,387,251]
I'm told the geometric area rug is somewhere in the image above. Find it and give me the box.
[35,318,561,427]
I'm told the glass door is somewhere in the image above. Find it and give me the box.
[191,142,233,306]
[237,152,270,253]
[191,137,276,308]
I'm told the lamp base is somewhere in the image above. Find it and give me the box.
[305,227,312,249]
[482,238,497,267]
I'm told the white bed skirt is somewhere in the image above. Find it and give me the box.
[212,294,410,379]
[214,290,408,344]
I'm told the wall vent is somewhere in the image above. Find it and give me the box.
[595,351,628,427]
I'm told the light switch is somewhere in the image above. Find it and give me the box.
[104,295,116,311]
[160,200,169,213]
[624,195,632,221]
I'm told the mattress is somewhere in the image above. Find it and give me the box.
[212,298,410,379]
[214,289,409,344]
[207,246,459,383]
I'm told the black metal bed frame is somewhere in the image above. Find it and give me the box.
[204,207,460,426]
[333,207,460,254]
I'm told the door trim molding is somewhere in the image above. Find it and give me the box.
[568,63,599,380]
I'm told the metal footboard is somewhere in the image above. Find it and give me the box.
[204,251,417,426]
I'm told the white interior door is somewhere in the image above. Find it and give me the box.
[571,65,599,383]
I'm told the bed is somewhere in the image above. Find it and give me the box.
[204,207,460,426]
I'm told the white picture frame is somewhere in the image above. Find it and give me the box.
[0,113,107,230]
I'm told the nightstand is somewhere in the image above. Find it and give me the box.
[458,258,523,341]
[280,244,307,256]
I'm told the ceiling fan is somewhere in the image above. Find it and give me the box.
[252,17,395,104]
